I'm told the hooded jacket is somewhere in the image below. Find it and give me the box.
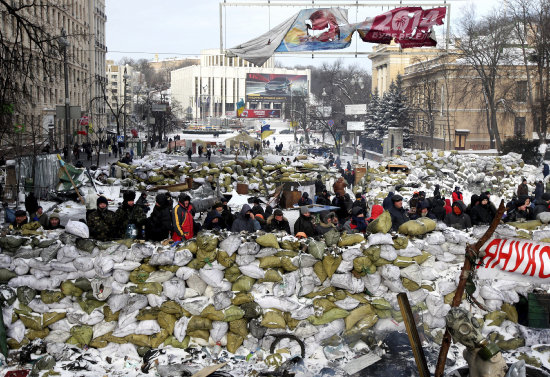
[444,201,472,230]
[231,204,258,233]
[266,214,291,234]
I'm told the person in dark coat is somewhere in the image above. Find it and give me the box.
[203,203,227,230]
[534,192,550,217]
[444,201,472,230]
[543,163,549,179]
[251,198,265,217]
[220,197,234,229]
[231,204,259,233]
[470,195,497,225]
[316,189,331,205]
[517,178,529,197]
[146,193,173,241]
[115,191,147,238]
[314,175,326,195]
[297,192,312,207]
[534,180,544,201]
[294,206,317,237]
[265,209,291,234]
[351,193,367,216]
[388,195,409,232]
[383,191,395,210]
[25,192,38,217]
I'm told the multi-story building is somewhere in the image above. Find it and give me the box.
[171,49,310,120]
[0,0,107,151]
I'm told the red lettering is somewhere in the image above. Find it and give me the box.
[511,241,530,272]
[481,238,501,269]
[523,244,539,276]
[539,246,550,279]
[492,239,514,270]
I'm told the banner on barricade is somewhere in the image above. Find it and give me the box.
[477,238,550,283]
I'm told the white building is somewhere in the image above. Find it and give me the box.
[171,49,310,120]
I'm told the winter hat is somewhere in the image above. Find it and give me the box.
[123,191,136,202]
[14,210,26,217]
[274,209,283,217]
[97,196,108,207]
[351,207,363,217]
[300,206,310,215]
[49,212,60,220]
[156,193,167,206]
[392,195,403,202]
[542,193,550,201]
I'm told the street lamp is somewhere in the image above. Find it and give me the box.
[58,28,71,163]
[123,66,130,151]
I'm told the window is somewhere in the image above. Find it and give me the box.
[516,81,527,102]
[514,117,526,135]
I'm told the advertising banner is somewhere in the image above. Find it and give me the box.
[238,109,281,118]
[246,73,308,102]
[477,238,550,283]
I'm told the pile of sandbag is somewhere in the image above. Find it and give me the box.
[0,219,546,365]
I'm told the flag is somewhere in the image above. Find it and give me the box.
[261,124,274,140]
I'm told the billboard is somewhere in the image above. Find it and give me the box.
[238,109,281,119]
[246,73,308,102]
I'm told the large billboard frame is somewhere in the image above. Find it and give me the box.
[245,73,308,103]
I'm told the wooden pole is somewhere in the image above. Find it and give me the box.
[57,155,85,205]
[434,200,505,377]
[398,292,430,377]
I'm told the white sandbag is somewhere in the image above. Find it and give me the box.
[398,244,422,257]
[380,245,397,261]
[367,233,394,246]
[163,279,186,301]
[93,321,117,339]
[210,321,228,343]
[113,261,141,271]
[91,277,114,301]
[107,294,130,313]
[199,266,224,288]
[149,250,175,265]
[237,242,260,256]
[175,267,196,280]
[213,291,232,311]
[181,296,210,315]
[45,330,71,343]
[173,316,189,343]
[342,248,363,261]
[239,263,265,279]
[65,220,90,239]
[380,265,400,281]
[255,296,299,312]
[173,249,193,266]
[13,259,29,275]
[7,320,25,343]
[314,319,345,342]
[80,310,105,326]
[147,294,166,308]
[134,320,161,335]
[438,280,457,296]
[219,235,242,256]
[537,212,550,224]
[113,270,130,284]
[146,270,174,283]
[73,257,94,272]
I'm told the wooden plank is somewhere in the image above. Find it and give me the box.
[191,362,228,377]
[398,292,430,377]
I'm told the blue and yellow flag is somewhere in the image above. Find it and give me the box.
[261,124,274,140]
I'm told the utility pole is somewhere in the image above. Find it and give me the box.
[59,28,71,163]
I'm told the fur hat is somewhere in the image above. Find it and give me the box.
[97,196,108,206]
[123,191,136,202]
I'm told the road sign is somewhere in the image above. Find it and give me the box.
[345,104,368,115]
[328,119,335,127]
[347,121,365,131]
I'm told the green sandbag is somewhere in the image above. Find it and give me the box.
[232,276,256,292]
[398,218,437,236]
[367,211,392,234]
[507,220,543,230]
[196,232,218,252]
[338,233,365,247]
[307,308,349,325]
[0,269,16,284]
[308,239,326,260]
[323,228,341,247]
[223,306,245,322]
[256,233,279,249]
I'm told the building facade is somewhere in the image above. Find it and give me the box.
[0,0,107,151]
[171,49,310,121]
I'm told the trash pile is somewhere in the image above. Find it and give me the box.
[0,214,549,375]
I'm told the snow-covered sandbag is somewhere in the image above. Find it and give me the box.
[255,296,299,312]
[239,263,265,279]
[163,279,186,301]
[219,235,242,256]
[65,220,89,239]
[199,266,224,288]
[134,320,161,335]
[113,270,130,284]
[149,250,174,265]
[174,316,189,342]
[211,321,228,342]
[146,270,174,283]
[73,257,94,272]
[368,233,394,246]
[173,249,193,266]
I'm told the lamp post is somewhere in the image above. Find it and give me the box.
[123,66,129,151]
[58,28,71,163]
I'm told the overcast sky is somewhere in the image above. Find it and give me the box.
[106,0,502,71]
